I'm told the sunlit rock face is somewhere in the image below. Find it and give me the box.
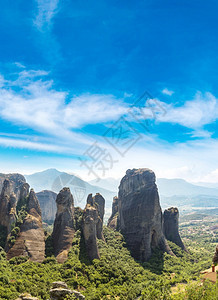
[163,207,187,251]
[7,189,45,262]
[0,177,29,235]
[52,187,75,263]
[82,193,105,260]
[118,168,173,261]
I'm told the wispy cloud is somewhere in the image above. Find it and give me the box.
[33,0,61,64]
[158,92,218,136]
[34,0,59,32]
[162,88,174,96]
[0,69,127,154]
[0,136,72,153]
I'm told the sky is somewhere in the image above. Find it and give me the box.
[0,0,218,184]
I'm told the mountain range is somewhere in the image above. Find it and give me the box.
[25,169,218,218]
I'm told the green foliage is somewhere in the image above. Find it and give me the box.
[0,221,217,299]
[16,206,28,227]
[9,256,29,265]
[0,224,7,248]
[74,207,83,231]
[45,234,54,257]
[16,195,28,215]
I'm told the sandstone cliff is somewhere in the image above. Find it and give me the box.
[52,187,75,263]
[82,193,105,260]
[7,189,45,262]
[163,207,187,251]
[107,196,119,230]
[117,168,173,261]
[36,190,57,223]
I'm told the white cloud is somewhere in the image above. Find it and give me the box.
[1,68,218,184]
[0,136,72,153]
[199,169,218,183]
[0,70,127,153]
[162,88,174,96]
[158,92,218,131]
[34,0,59,32]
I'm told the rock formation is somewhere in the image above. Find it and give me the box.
[0,180,17,233]
[93,193,105,241]
[7,189,45,262]
[0,175,29,235]
[52,188,75,263]
[50,281,85,300]
[213,245,218,265]
[0,173,26,198]
[163,207,187,251]
[16,293,39,300]
[82,193,105,260]
[107,196,119,230]
[36,190,57,223]
[117,168,173,261]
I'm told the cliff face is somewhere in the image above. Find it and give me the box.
[117,168,173,261]
[93,193,105,241]
[82,193,105,260]
[7,189,45,262]
[36,190,57,223]
[52,188,75,263]
[0,173,26,198]
[0,177,29,234]
[163,207,187,251]
[107,196,119,230]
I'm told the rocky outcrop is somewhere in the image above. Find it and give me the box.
[36,190,57,223]
[117,168,173,261]
[16,293,39,300]
[107,196,119,230]
[213,245,218,265]
[93,193,105,241]
[7,189,45,262]
[163,207,187,251]
[52,188,75,263]
[0,173,26,198]
[82,201,100,260]
[0,174,29,236]
[50,282,85,300]
[82,193,105,260]
[0,180,17,233]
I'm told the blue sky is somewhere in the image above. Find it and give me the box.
[0,0,218,183]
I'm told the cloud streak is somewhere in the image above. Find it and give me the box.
[34,0,59,32]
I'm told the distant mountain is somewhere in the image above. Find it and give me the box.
[25,169,116,209]
[156,178,218,210]
[193,182,218,189]
[157,178,218,197]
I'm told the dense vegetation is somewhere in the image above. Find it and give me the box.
[0,219,217,300]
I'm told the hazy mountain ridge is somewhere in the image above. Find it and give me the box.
[25,169,116,209]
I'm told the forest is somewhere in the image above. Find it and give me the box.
[0,216,217,300]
